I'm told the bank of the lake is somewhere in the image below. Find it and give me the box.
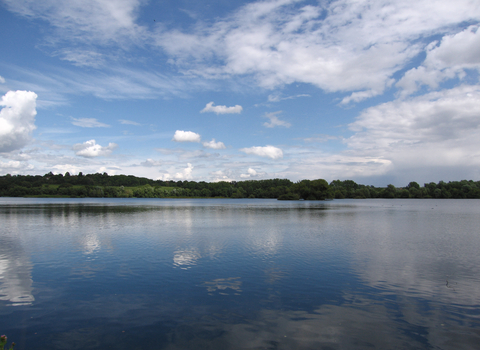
[2,173,480,199]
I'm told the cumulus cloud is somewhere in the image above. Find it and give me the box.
[0,90,37,153]
[71,117,110,128]
[202,139,226,149]
[172,130,201,142]
[209,169,236,182]
[159,163,194,180]
[240,168,257,179]
[0,160,22,169]
[347,85,480,177]
[201,102,243,114]
[0,160,34,174]
[397,26,480,96]
[175,163,194,179]
[424,26,480,69]
[263,111,291,128]
[240,145,283,159]
[240,167,265,178]
[0,76,5,84]
[51,164,83,175]
[73,139,118,157]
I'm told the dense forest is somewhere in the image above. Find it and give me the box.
[1,172,479,199]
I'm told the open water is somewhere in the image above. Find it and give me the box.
[0,198,479,349]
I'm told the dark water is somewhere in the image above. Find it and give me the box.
[0,198,479,349]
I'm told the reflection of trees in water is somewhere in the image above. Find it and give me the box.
[0,237,34,306]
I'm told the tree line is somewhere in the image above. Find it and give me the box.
[0,172,479,199]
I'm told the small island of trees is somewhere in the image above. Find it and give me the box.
[0,172,479,199]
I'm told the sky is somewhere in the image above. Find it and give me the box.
[0,0,479,186]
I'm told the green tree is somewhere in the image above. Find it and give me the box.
[384,184,397,198]
[406,181,420,189]
[294,179,330,200]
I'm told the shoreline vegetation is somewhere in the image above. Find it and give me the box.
[1,172,479,200]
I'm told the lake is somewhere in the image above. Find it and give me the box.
[0,198,479,349]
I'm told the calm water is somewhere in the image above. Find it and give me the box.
[0,198,479,349]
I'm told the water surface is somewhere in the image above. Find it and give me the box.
[0,198,479,349]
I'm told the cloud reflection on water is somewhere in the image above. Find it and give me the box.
[158,298,480,350]
[0,238,34,306]
[34,290,480,350]
[203,277,242,296]
[173,249,200,269]
[81,233,101,255]
[342,201,480,307]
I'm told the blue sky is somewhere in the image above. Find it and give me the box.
[0,0,479,186]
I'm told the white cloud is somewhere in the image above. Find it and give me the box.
[267,93,310,102]
[73,139,118,157]
[0,90,37,152]
[175,163,194,179]
[172,130,201,142]
[0,160,21,169]
[157,173,171,181]
[71,117,110,128]
[278,152,393,183]
[202,139,226,149]
[51,164,82,175]
[424,25,480,69]
[397,26,480,96]
[157,0,480,102]
[346,85,480,180]
[119,119,141,125]
[6,0,479,105]
[0,160,34,174]
[341,88,389,105]
[240,145,283,159]
[56,49,105,68]
[3,0,145,45]
[209,169,236,182]
[263,111,291,128]
[0,76,5,84]
[201,102,243,114]
[240,167,265,178]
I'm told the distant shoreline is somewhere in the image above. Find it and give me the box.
[1,173,479,199]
